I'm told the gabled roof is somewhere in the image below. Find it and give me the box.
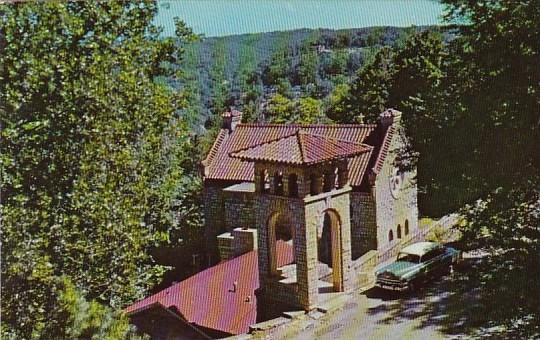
[230,130,371,165]
[125,241,294,336]
[203,124,381,186]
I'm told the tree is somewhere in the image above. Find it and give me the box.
[337,46,395,123]
[326,83,351,122]
[441,0,540,334]
[296,45,319,85]
[265,93,295,123]
[0,1,199,338]
[460,180,540,336]
[296,97,324,123]
[209,39,233,117]
[0,277,146,340]
[262,32,292,85]
[323,50,348,76]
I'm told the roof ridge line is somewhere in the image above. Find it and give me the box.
[296,130,306,163]
[237,123,378,128]
[297,130,364,146]
[202,129,228,166]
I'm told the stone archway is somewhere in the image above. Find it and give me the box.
[318,209,343,292]
[266,212,296,279]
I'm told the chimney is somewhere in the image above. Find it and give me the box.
[379,108,402,128]
[221,109,243,132]
[232,227,258,257]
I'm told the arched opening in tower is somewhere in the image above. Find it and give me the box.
[317,211,343,293]
[267,213,297,285]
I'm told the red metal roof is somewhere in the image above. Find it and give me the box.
[125,241,294,336]
[204,124,379,186]
[230,130,371,165]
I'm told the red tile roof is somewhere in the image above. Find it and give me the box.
[125,241,294,336]
[204,124,379,186]
[201,129,228,168]
[230,130,371,165]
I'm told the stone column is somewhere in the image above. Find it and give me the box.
[337,192,353,292]
[297,205,319,310]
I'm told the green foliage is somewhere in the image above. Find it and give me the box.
[296,49,319,85]
[459,180,540,335]
[209,39,232,117]
[324,50,348,76]
[443,0,540,333]
[296,97,324,123]
[0,1,201,338]
[265,93,295,122]
[338,0,540,333]
[263,33,293,85]
[339,46,396,123]
[1,277,145,340]
[265,94,324,124]
[326,83,351,122]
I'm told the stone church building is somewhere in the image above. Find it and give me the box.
[202,108,418,312]
[126,108,418,338]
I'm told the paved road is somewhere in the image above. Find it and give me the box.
[293,253,485,340]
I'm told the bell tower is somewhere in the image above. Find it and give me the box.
[230,130,371,312]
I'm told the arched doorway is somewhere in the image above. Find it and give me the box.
[266,212,296,281]
[319,214,333,267]
[318,210,343,292]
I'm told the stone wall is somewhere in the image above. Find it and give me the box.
[351,250,378,288]
[256,182,354,312]
[204,181,256,263]
[304,187,353,293]
[204,183,228,262]
[224,190,255,230]
[217,232,234,261]
[350,192,377,260]
[374,127,419,253]
[255,194,307,309]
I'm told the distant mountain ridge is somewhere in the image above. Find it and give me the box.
[155,0,445,37]
[175,26,448,131]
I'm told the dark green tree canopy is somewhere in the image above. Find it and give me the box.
[0,1,201,338]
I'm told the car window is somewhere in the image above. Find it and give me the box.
[421,248,444,262]
[397,253,421,263]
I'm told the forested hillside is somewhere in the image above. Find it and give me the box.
[177,26,448,130]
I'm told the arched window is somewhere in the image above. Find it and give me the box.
[397,224,402,239]
[310,173,319,195]
[388,229,394,242]
[260,169,269,193]
[405,220,409,235]
[288,173,298,197]
[274,171,283,195]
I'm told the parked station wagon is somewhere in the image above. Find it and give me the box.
[375,241,461,291]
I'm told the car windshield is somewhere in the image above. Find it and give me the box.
[397,253,421,263]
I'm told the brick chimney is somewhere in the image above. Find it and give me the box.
[379,108,402,128]
[222,109,243,132]
[232,227,258,257]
